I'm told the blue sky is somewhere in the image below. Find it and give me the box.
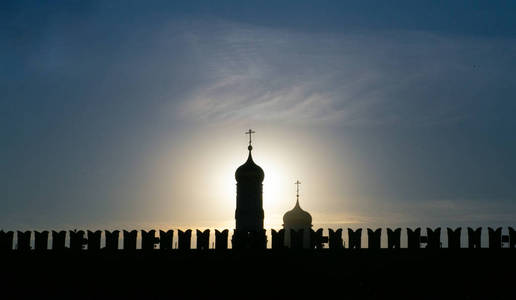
[1,1,516,231]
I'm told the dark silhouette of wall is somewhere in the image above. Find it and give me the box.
[426,227,441,249]
[328,229,343,249]
[271,229,285,249]
[407,228,421,249]
[367,228,381,249]
[290,229,304,249]
[178,230,192,250]
[69,230,87,250]
[196,229,209,250]
[447,227,461,249]
[348,228,362,249]
[488,227,502,248]
[87,230,101,251]
[17,231,31,251]
[34,231,48,251]
[0,246,514,299]
[123,230,137,250]
[215,229,228,250]
[159,230,173,250]
[141,230,159,250]
[468,227,482,248]
[387,228,401,249]
[2,227,516,251]
[52,231,66,250]
[0,231,14,251]
[311,229,327,249]
[232,229,267,250]
[105,230,119,250]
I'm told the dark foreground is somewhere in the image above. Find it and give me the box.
[1,249,515,299]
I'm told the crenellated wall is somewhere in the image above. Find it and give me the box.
[1,227,514,251]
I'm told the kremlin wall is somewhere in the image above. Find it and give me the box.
[1,131,515,299]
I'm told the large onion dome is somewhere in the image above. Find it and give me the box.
[235,145,264,182]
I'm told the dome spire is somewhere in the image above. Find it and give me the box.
[245,129,255,151]
[295,180,301,207]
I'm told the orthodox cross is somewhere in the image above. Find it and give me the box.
[245,129,256,146]
[295,180,301,200]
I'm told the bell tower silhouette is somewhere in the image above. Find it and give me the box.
[233,129,266,249]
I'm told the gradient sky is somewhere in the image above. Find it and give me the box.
[2,1,516,232]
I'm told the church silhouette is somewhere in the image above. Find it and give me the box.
[283,180,313,249]
[232,129,312,249]
[233,129,267,249]
[0,129,515,299]
[233,129,314,250]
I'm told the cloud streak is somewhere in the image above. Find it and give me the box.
[178,20,516,128]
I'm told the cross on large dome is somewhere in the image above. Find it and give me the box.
[235,129,264,182]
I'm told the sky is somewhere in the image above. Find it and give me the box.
[2,1,516,235]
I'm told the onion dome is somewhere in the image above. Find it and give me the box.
[235,145,264,182]
[283,199,312,226]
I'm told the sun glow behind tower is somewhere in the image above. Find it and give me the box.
[146,126,338,231]
[213,129,297,229]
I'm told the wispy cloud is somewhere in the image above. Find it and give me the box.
[178,20,516,127]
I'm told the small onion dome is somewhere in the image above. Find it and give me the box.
[235,146,264,182]
[283,200,312,226]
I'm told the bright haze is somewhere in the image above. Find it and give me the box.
[2,1,516,231]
